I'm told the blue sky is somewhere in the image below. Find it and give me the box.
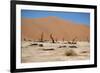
[21,10,90,26]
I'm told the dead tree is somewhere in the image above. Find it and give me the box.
[87,37,90,43]
[40,32,44,42]
[68,37,78,48]
[55,38,58,42]
[24,38,26,41]
[72,37,77,44]
[68,41,72,44]
[62,37,65,42]
[50,33,55,43]
[68,37,77,44]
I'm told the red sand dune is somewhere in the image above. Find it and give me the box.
[21,16,90,41]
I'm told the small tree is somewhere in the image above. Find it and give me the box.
[55,38,58,42]
[87,37,90,43]
[62,37,64,42]
[50,33,55,43]
[24,38,26,41]
[40,32,44,42]
[72,37,77,44]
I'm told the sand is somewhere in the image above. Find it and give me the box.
[21,41,90,63]
[21,16,90,41]
[21,16,90,63]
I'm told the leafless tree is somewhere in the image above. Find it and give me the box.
[67,37,77,44]
[50,33,55,43]
[62,37,65,42]
[87,37,90,43]
[24,38,26,41]
[72,37,77,44]
[40,32,44,42]
[55,38,58,42]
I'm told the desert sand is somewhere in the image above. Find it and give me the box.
[21,16,90,63]
[21,41,90,63]
[21,16,90,41]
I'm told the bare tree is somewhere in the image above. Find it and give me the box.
[24,38,26,41]
[50,33,55,43]
[67,37,77,44]
[72,37,77,44]
[68,41,72,44]
[67,37,78,48]
[87,37,90,43]
[62,37,65,42]
[55,38,58,42]
[40,32,44,42]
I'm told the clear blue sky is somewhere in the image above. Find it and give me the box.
[21,10,90,26]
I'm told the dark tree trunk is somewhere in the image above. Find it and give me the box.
[50,34,55,43]
[40,32,44,42]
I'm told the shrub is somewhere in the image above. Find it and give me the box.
[65,49,77,56]
[38,44,43,47]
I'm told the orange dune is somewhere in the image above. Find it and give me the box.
[21,16,90,41]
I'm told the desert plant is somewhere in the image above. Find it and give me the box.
[58,45,67,48]
[30,43,38,46]
[87,37,90,43]
[24,38,26,41]
[55,38,58,42]
[62,37,65,42]
[81,50,88,53]
[65,49,78,56]
[50,33,55,43]
[28,40,30,41]
[38,44,43,47]
[68,45,77,48]
[42,48,54,51]
[72,37,77,44]
[40,32,44,42]
[68,41,72,44]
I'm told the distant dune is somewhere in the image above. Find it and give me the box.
[21,16,90,41]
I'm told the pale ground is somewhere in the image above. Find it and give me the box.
[21,41,90,63]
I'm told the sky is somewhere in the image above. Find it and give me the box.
[21,10,90,26]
